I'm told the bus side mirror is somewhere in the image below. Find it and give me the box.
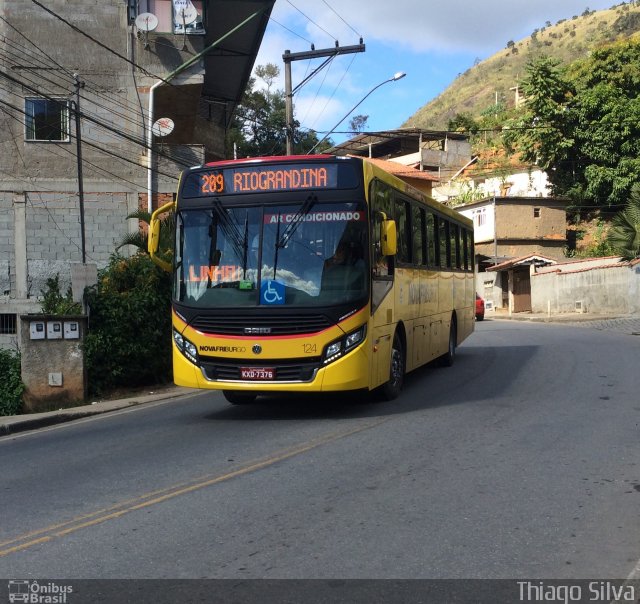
[381,219,397,257]
[148,219,161,255]
[148,201,175,273]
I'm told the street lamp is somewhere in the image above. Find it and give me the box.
[307,71,406,155]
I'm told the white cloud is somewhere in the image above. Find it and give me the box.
[268,0,617,54]
[254,0,618,135]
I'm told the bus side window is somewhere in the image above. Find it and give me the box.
[394,198,410,264]
[462,229,469,270]
[370,180,393,277]
[451,224,461,269]
[426,212,436,267]
[412,206,425,265]
[439,218,450,269]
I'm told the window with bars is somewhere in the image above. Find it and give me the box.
[0,314,17,335]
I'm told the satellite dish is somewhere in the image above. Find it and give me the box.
[152,117,175,138]
[135,12,159,32]
[174,0,198,25]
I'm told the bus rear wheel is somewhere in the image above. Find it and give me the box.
[223,391,257,405]
[382,332,405,401]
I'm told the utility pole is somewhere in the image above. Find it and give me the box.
[72,73,86,264]
[283,41,365,155]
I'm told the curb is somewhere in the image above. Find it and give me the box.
[487,312,627,323]
[0,387,189,437]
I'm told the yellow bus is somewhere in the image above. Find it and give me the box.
[149,155,475,404]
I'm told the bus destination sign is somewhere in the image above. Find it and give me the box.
[184,163,341,197]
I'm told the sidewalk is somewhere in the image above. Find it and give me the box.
[489,308,622,322]
[488,308,640,333]
[0,385,190,437]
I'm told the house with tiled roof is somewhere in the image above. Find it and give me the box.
[328,128,473,197]
[457,197,569,311]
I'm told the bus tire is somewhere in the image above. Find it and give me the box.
[382,332,405,400]
[439,319,457,367]
[223,390,257,405]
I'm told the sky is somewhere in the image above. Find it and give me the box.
[255,0,620,145]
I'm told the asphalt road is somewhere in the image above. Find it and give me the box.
[1,320,639,580]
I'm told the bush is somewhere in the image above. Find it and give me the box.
[83,253,173,396]
[40,274,82,315]
[0,349,25,416]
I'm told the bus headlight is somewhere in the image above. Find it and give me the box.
[174,329,198,364]
[323,325,366,365]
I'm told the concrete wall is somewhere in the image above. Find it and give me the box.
[531,260,640,315]
[19,315,88,412]
[495,201,566,242]
[458,201,495,244]
[0,1,211,350]
[474,170,550,198]
[475,240,566,262]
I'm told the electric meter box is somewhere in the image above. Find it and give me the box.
[64,321,80,339]
[47,320,63,340]
[29,321,46,340]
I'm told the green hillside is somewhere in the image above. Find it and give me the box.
[403,3,640,130]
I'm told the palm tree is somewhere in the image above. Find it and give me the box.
[116,209,175,265]
[607,184,640,260]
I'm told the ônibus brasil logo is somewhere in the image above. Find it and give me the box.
[8,581,73,604]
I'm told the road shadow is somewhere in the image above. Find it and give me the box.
[202,344,539,422]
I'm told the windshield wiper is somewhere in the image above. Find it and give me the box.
[276,194,317,250]
[210,198,246,264]
[272,195,317,279]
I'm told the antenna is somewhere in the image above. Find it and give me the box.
[135,12,158,48]
[135,12,158,31]
[152,117,175,138]
[174,0,198,26]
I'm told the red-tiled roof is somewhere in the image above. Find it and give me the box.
[363,157,439,181]
[486,254,558,271]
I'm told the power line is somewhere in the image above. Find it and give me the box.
[29,0,177,87]
[0,45,148,138]
[0,92,178,181]
[298,55,336,126]
[321,0,361,37]
[0,68,193,170]
[286,0,337,42]
[305,53,358,132]
[267,16,314,46]
[0,32,149,134]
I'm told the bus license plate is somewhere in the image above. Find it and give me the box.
[240,367,275,380]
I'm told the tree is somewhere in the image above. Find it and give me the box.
[503,42,640,208]
[349,114,369,133]
[503,56,576,185]
[568,42,640,207]
[448,112,479,135]
[116,209,174,261]
[226,63,327,157]
[607,183,640,259]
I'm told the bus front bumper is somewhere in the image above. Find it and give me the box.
[172,342,370,393]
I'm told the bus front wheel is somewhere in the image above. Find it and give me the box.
[439,319,457,367]
[382,332,405,401]
[223,390,257,405]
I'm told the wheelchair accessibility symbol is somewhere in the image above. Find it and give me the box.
[260,279,285,305]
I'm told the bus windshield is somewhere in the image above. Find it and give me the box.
[174,200,368,308]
